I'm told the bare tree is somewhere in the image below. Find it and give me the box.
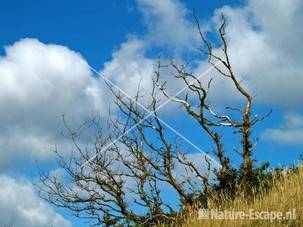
[154,13,270,190]
[37,14,269,225]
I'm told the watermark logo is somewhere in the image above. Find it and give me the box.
[198,209,296,222]
[198,209,210,219]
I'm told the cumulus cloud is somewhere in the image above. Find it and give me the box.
[0,175,71,227]
[102,38,154,98]
[137,0,197,51]
[1,0,302,170]
[2,0,302,224]
[263,112,303,145]
[99,36,197,115]
[98,0,303,147]
[132,0,303,109]
[0,38,105,166]
[195,0,303,107]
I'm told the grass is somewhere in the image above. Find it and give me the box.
[177,166,303,227]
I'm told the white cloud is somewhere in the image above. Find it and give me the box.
[137,0,197,51]
[195,0,303,107]
[263,112,303,145]
[0,175,71,227]
[0,0,302,171]
[130,0,303,109]
[100,36,193,115]
[0,38,105,166]
[102,38,154,99]
[3,0,303,224]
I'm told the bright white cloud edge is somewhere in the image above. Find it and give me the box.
[0,174,71,227]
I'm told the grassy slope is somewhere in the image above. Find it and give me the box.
[181,167,303,227]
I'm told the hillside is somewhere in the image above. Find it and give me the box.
[180,166,303,226]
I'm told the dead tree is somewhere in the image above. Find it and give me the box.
[38,78,213,225]
[37,14,269,226]
[155,13,270,189]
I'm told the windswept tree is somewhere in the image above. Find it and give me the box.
[38,14,270,226]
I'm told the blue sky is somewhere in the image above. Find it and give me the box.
[0,0,243,67]
[0,0,302,226]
